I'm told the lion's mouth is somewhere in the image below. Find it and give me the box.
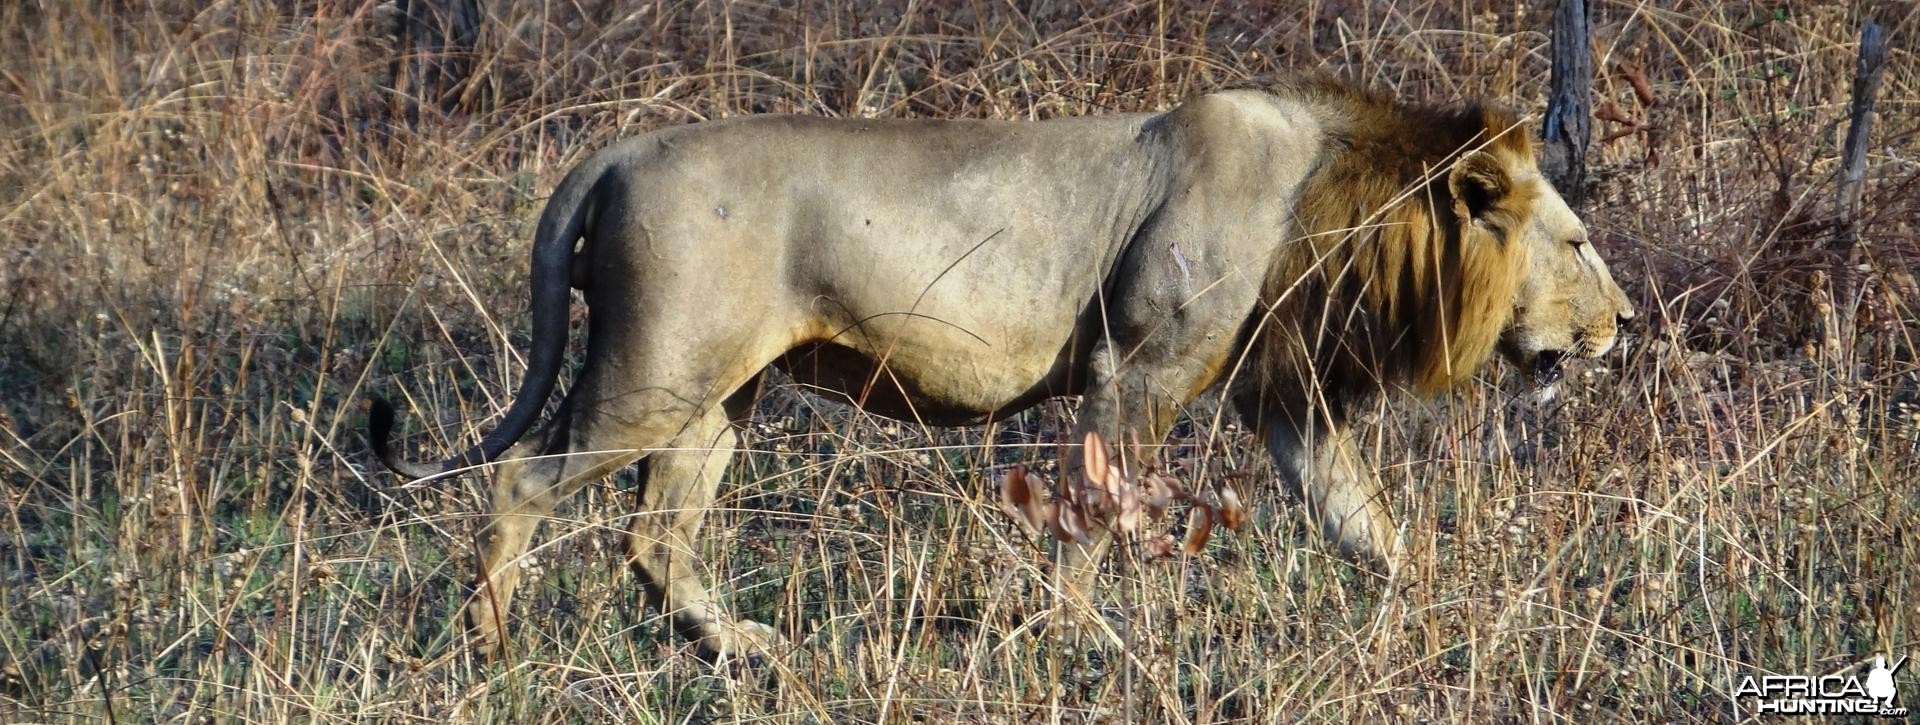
[1531,349,1567,387]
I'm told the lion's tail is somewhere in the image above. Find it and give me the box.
[369,154,611,480]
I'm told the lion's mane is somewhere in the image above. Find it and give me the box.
[1245,78,1541,418]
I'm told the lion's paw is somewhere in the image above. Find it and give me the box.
[729,619,783,652]
[700,619,786,665]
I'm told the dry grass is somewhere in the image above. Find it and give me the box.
[3,0,1918,721]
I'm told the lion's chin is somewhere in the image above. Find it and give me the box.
[1525,349,1567,402]
[1530,379,1561,403]
[1530,349,1567,386]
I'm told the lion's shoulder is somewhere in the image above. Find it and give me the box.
[1162,88,1326,141]
[1145,89,1331,189]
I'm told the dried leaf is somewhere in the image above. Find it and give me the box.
[1600,126,1639,143]
[1082,475,1113,514]
[1217,485,1246,531]
[1001,464,1032,506]
[1595,102,1639,127]
[1054,464,1076,501]
[1006,429,1234,557]
[1621,62,1656,107]
[1098,464,1128,514]
[1140,473,1181,513]
[1052,501,1092,545]
[1082,431,1110,487]
[1183,505,1214,555]
[998,465,1053,532]
[1114,482,1142,534]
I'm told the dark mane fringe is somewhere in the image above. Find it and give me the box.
[1242,75,1540,421]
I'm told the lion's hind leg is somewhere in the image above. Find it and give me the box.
[469,418,646,659]
[620,405,779,662]
[468,366,767,660]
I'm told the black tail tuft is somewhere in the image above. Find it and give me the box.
[366,396,458,480]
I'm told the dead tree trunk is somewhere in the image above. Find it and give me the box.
[1541,0,1592,207]
[1831,20,1888,372]
[389,0,484,124]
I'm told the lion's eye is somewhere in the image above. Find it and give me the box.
[1567,237,1587,249]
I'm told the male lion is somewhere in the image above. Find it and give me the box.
[371,76,1634,660]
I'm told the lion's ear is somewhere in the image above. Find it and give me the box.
[1448,151,1512,226]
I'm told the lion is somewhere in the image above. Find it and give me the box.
[370,75,1634,661]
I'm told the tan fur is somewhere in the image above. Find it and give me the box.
[370,75,1634,662]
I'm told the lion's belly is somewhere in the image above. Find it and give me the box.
[775,311,1089,425]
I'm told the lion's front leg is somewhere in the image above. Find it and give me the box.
[1055,364,1183,598]
[1256,413,1401,573]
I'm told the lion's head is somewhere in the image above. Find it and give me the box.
[1248,79,1634,415]
[1496,169,1635,398]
